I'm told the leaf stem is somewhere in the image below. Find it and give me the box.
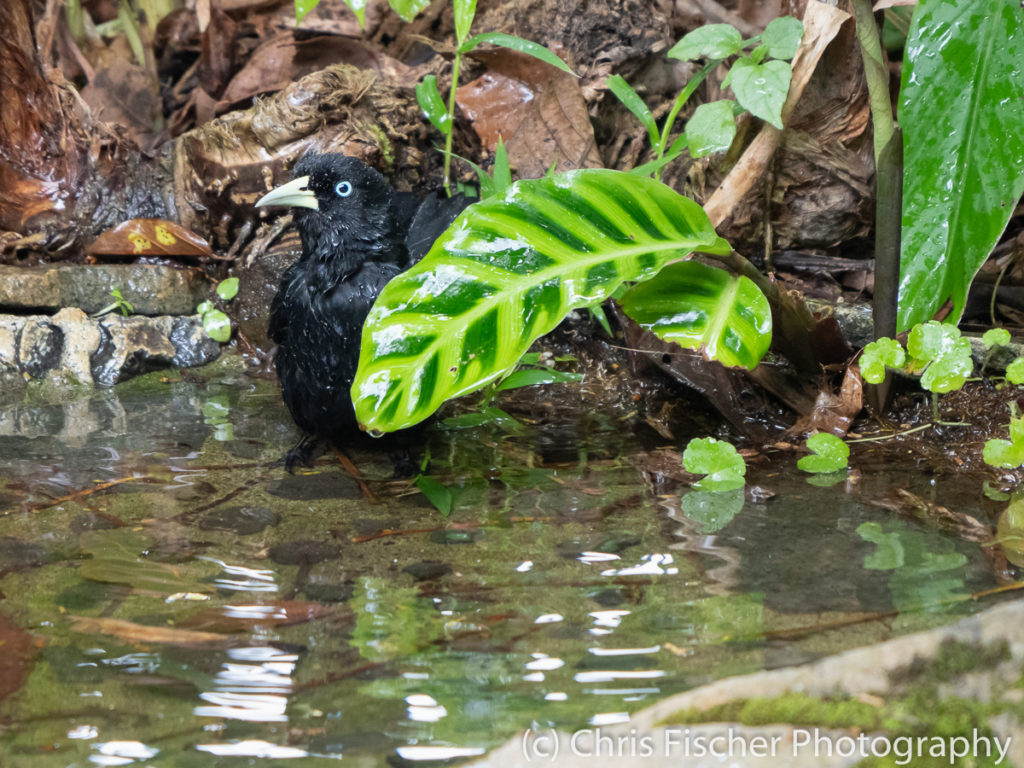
[443,49,462,197]
[655,60,718,181]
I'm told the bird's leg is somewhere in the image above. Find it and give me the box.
[328,443,378,504]
[284,434,321,473]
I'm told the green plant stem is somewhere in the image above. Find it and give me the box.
[442,49,463,197]
[654,60,718,181]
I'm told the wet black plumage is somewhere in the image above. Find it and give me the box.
[257,154,472,469]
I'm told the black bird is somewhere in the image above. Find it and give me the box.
[256,153,472,471]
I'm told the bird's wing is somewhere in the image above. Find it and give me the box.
[405,193,476,264]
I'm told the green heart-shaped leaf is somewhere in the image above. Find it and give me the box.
[859,337,906,384]
[906,321,973,393]
[619,261,771,370]
[762,17,803,60]
[353,169,729,432]
[728,58,791,130]
[668,24,743,61]
[683,437,746,491]
[797,432,850,474]
[686,100,737,158]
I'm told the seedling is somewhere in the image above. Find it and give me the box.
[798,432,849,474]
[93,288,134,318]
[683,437,746,492]
[859,337,905,384]
[611,17,803,179]
[198,278,239,343]
[414,2,571,194]
[983,406,1024,470]
[980,327,1011,375]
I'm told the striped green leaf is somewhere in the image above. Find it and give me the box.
[353,169,730,433]
[618,261,771,370]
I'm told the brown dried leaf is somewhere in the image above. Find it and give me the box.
[79,64,162,149]
[198,6,237,99]
[456,49,602,178]
[179,600,338,633]
[873,0,916,8]
[87,219,214,261]
[69,616,234,647]
[219,34,411,108]
[790,364,863,437]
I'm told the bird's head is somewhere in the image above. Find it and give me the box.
[256,154,401,267]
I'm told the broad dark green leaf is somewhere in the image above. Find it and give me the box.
[353,169,729,432]
[460,32,574,75]
[607,75,659,149]
[897,0,1024,331]
[415,75,451,134]
[762,17,803,60]
[668,24,743,61]
[619,261,771,370]
[388,0,428,22]
[686,100,737,158]
[727,58,790,130]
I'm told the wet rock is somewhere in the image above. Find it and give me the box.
[402,561,452,582]
[18,319,63,378]
[0,311,221,392]
[0,536,47,569]
[170,316,221,367]
[199,506,280,535]
[267,471,360,500]
[70,512,121,533]
[268,540,342,565]
[0,264,209,316]
[303,580,354,603]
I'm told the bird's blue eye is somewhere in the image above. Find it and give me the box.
[335,181,353,197]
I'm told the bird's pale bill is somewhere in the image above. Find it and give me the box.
[256,176,319,210]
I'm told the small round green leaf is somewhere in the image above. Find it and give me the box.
[983,327,1011,348]
[797,432,850,474]
[216,277,239,301]
[196,300,213,316]
[984,438,1024,469]
[728,58,791,130]
[683,437,746,492]
[668,24,744,61]
[762,17,804,60]
[686,100,737,158]
[1006,357,1024,385]
[202,309,232,343]
[859,337,906,384]
[906,321,973,393]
